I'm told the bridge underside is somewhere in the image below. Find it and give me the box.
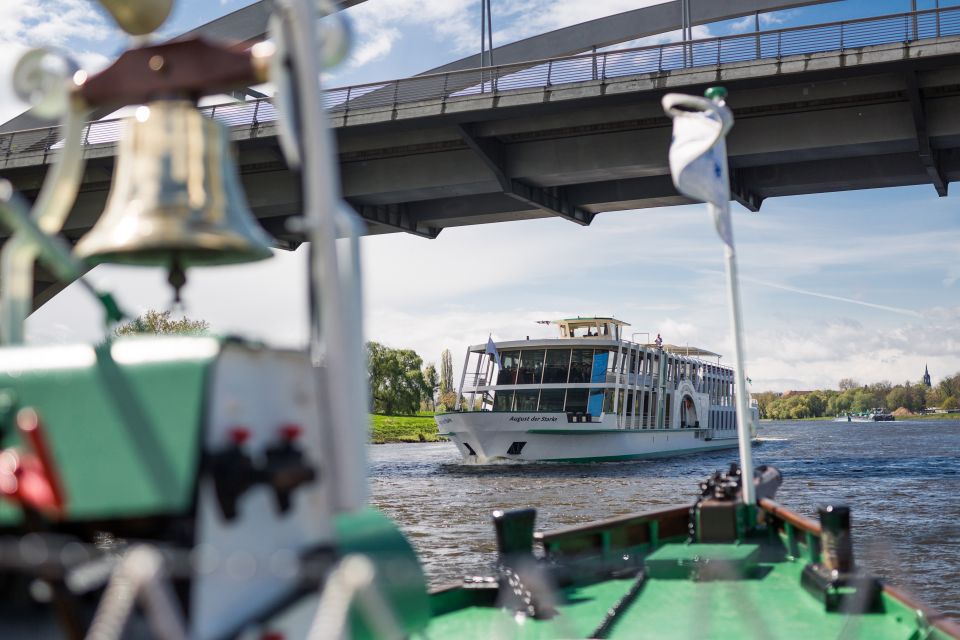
[331,38,960,237]
[4,36,960,305]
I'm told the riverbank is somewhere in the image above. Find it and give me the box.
[760,413,960,423]
[371,413,445,444]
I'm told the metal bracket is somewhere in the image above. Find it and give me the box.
[455,124,595,226]
[905,71,948,197]
[230,87,269,101]
[729,169,763,212]
[351,201,441,239]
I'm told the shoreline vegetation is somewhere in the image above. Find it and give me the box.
[371,412,446,444]
[760,412,960,423]
[753,373,960,420]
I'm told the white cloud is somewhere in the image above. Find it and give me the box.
[747,307,960,391]
[343,0,674,70]
[0,1,109,47]
[0,0,116,125]
[344,0,476,68]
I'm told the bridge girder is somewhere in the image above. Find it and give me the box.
[904,71,948,197]
[422,0,841,76]
[455,124,594,226]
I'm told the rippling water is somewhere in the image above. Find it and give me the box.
[369,419,960,619]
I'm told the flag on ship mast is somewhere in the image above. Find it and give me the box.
[662,88,735,248]
[662,87,758,506]
[485,334,502,367]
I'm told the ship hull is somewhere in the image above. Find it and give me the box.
[436,411,739,462]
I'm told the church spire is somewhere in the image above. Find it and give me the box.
[923,364,931,387]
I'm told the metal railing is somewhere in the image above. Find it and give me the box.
[2,6,959,164]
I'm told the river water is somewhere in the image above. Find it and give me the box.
[369,419,959,620]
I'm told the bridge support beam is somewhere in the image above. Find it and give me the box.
[905,72,948,197]
[351,202,441,239]
[455,124,594,226]
[229,88,268,101]
[730,169,764,212]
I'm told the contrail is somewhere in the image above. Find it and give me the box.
[738,275,923,318]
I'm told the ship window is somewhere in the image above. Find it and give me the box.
[493,391,513,411]
[507,442,526,455]
[604,389,615,413]
[543,349,571,383]
[588,389,604,416]
[569,349,594,383]
[565,389,589,413]
[497,350,520,384]
[539,389,565,412]
[513,390,539,411]
[517,350,545,385]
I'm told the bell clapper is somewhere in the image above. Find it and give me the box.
[168,254,187,306]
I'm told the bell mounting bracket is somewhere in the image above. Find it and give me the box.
[78,37,270,110]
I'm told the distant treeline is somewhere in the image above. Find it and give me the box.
[753,373,960,420]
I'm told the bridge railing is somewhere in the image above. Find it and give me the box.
[3,6,960,164]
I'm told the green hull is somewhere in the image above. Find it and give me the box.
[425,501,960,639]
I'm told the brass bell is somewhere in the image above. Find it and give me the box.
[75,101,274,277]
[97,0,174,36]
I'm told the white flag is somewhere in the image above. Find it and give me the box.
[485,335,502,367]
[662,93,735,248]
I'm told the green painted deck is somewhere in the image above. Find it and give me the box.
[427,541,942,639]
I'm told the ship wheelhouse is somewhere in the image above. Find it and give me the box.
[455,317,740,432]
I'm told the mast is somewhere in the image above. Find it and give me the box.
[662,87,756,505]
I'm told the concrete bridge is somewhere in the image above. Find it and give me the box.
[2,3,959,302]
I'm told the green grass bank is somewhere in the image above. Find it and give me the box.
[370,412,446,444]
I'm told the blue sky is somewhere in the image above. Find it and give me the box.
[2,0,958,391]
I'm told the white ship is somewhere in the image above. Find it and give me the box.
[436,317,757,462]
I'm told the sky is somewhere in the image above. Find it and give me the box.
[1,0,958,392]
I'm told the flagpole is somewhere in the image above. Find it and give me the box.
[705,85,756,506]
[715,204,756,506]
[662,86,756,506]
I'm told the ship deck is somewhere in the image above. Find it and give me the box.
[429,560,932,638]
[425,500,959,639]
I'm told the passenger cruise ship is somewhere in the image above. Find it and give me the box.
[436,317,756,462]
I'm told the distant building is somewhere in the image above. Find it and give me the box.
[923,364,931,387]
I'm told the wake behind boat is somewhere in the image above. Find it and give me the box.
[436,317,758,462]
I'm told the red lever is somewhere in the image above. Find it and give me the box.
[229,427,251,446]
[0,408,66,518]
[279,424,302,441]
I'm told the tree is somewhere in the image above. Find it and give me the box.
[838,378,859,391]
[752,391,779,419]
[437,391,458,413]
[422,363,439,411]
[439,349,455,396]
[367,342,430,416]
[886,386,912,412]
[114,309,209,337]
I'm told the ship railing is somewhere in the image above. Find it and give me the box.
[462,372,487,388]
